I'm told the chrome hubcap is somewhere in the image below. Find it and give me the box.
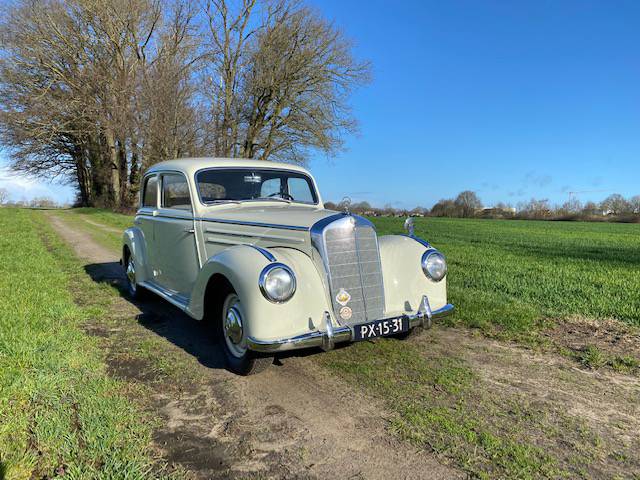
[126,259,136,293]
[225,307,243,344]
[223,295,246,358]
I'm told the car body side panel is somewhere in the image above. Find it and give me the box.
[378,235,447,313]
[198,219,312,260]
[187,245,335,341]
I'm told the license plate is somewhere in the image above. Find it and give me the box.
[353,317,409,341]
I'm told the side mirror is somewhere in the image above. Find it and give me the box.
[404,217,415,237]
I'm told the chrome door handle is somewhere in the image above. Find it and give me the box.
[184,228,195,234]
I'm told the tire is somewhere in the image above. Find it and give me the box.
[124,250,146,300]
[214,289,273,375]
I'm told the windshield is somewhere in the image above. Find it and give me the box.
[196,168,318,205]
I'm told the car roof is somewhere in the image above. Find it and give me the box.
[145,157,313,178]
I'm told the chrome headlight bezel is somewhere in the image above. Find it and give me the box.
[259,263,297,303]
[421,250,447,282]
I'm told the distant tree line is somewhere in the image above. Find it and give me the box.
[325,192,640,223]
[0,0,370,210]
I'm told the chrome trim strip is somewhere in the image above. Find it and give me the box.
[247,245,277,262]
[205,237,244,246]
[247,303,455,353]
[200,216,309,231]
[136,212,309,231]
[137,211,194,221]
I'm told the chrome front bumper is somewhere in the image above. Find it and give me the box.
[247,297,454,354]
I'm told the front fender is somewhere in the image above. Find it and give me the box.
[378,235,448,314]
[187,245,334,342]
[122,227,151,283]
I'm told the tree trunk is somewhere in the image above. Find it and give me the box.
[117,139,129,208]
[73,146,92,207]
[104,128,121,208]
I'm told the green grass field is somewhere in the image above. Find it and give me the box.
[0,209,167,479]
[373,217,640,333]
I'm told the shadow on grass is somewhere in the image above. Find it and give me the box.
[82,261,323,372]
[83,261,227,371]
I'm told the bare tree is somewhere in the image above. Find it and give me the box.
[430,199,459,217]
[600,194,630,215]
[629,195,640,214]
[517,198,551,219]
[454,191,482,218]
[202,0,370,163]
[581,201,599,216]
[0,0,201,209]
[0,187,8,205]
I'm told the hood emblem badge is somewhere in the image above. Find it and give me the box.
[336,288,351,306]
[339,306,353,321]
[341,196,352,215]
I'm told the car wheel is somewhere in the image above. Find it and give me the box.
[218,292,273,375]
[124,253,145,300]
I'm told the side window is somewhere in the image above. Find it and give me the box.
[142,176,158,208]
[288,177,314,203]
[162,173,192,211]
[260,178,281,197]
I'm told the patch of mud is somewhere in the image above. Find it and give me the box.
[108,354,161,383]
[242,359,463,480]
[545,316,640,360]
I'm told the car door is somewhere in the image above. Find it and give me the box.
[154,172,200,298]
[136,174,161,281]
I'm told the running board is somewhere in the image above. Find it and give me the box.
[139,281,191,313]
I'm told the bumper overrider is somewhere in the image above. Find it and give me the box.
[247,295,454,353]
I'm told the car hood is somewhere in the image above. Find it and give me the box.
[200,203,339,230]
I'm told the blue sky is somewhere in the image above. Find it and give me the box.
[1,0,639,208]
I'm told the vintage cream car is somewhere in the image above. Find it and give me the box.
[122,158,454,374]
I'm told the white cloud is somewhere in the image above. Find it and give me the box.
[0,165,75,204]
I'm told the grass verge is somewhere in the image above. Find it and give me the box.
[0,208,167,479]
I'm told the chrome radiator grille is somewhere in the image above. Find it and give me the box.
[318,215,385,325]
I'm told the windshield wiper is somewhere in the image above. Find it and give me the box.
[206,199,242,205]
[252,197,292,204]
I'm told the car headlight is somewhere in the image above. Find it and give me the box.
[259,263,297,303]
[422,250,447,282]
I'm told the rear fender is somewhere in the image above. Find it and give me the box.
[122,227,151,283]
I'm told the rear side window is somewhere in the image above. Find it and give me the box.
[142,176,158,208]
[162,173,192,211]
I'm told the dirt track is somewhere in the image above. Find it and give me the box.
[46,213,461,479]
